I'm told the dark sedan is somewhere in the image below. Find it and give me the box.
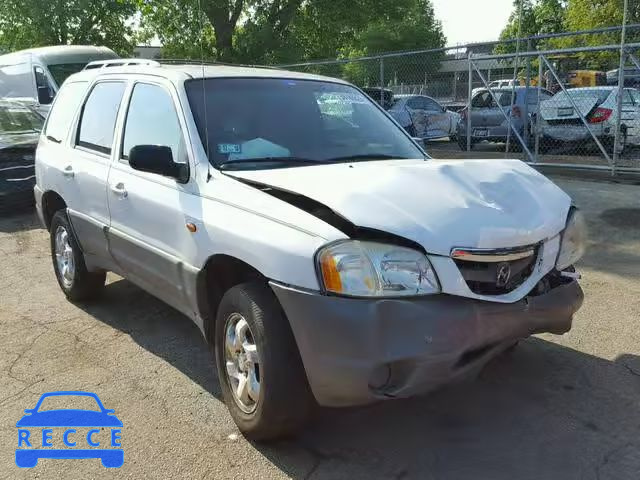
[0,100,43,213]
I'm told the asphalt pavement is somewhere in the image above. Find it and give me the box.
[1,176,639,479]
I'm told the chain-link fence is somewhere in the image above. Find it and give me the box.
[277,24,640,176]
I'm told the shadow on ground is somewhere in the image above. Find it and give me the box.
[77,278,640,480]
[0,209,41,234]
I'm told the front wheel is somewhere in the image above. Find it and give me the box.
[50,210,105,301]
[215,282,314,441]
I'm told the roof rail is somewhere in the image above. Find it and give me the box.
[158,58,283,70]
[83,58,161,70]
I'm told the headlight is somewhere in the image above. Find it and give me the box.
[317,240,440,297]
[556,209,587,271]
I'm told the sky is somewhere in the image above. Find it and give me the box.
[432,0,515,46]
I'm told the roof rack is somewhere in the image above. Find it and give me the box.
[83,59,160,70]
[158,58,283,70]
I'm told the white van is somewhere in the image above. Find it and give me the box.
[0,45,117,116]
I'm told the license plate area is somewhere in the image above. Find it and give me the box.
[558,107,574,117]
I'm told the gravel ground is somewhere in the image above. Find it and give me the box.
[1,176,639,479]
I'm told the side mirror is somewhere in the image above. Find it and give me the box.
[129,145,187,182]
[37,86,53,105]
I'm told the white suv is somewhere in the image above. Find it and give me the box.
[35,62,585,440]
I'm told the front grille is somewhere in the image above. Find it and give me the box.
[453,246,539,295]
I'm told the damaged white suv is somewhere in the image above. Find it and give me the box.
[35,63,585,440]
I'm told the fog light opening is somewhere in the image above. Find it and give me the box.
[368,364,391,391]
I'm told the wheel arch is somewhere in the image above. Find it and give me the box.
[196,254,268,343]
[41,190,67,231]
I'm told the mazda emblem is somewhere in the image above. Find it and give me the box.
[496,262,512,287]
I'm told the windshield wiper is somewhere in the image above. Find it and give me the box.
[218,157,323,170]
[325,154,412,163]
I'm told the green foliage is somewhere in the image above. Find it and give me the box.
[0,0,138,55]
[496,0,567,53]
[138,0,445,69]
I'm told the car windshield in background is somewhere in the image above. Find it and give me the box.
[47,63,89,87]
[0,103,43,134]
[185,78,424,170]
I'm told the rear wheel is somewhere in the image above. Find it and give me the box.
[215,282,314,441]
[50,210,105,301]
[458,135,473,151]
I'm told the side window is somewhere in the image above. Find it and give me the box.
[471,91,491,108]
[407,97,428,110]
[423,98,442,112]
[44,81,88,143]
[121,83,186,164]
[623,89,634,106]
[77,82,126,154]
[34,66,54,104]
[630,89,640,105]
[498,92,514,107]
[0,63,34,99]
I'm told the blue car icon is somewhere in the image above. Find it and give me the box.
[16,391,123,468]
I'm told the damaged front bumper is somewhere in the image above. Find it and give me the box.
[270,277,583,407]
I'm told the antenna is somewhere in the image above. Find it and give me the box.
[197,0,212,182]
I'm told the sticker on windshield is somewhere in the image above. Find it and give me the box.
[317,92,369,105]
[218,143,242,155]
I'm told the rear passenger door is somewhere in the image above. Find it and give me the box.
[63,81,127,261]
[106,79,198,316]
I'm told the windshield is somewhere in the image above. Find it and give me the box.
[47,63,90,88]
[0,103,43,134]
[185,78,424,170]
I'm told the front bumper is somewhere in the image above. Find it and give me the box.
[271,279,583,407]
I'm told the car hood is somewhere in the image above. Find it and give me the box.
[16,410,123,427]
[226,159,571,256]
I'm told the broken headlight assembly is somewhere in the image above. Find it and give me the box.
[317,240,440,297]
[556,208,587,271]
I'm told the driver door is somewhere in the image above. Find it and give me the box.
[106,78,199,316]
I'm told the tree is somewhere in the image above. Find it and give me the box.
[496,0,567,53]
[0,0,138,55]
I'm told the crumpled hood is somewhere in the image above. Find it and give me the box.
[227,159,571,256]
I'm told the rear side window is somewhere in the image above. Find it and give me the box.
[45,81,88,143]
[77,82,126,154]
[121,83,186,163]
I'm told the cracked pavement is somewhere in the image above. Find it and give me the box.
[1,176,640,479]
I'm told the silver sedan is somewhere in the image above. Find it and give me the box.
[388,95,460,140]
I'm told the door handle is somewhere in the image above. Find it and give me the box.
[62,165,74,178]
[110,182,128,198]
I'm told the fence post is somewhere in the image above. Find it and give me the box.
[524,38,532,148]
[379,57,385,103]
[613,0,629,176]
[534,55,543,162]
[467,50,473,152]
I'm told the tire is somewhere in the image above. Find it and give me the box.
[50,210,106,301]
[215,281,314,441]
[458,135,473,151]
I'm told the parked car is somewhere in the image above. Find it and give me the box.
[538,87,640,151]
[457,87,553,150]
[0,45,118,116]
[35,62,585,441]
[0,100,43,213]
[388,94,461,140]
[606,67,640,88]
[361,87,394,109]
